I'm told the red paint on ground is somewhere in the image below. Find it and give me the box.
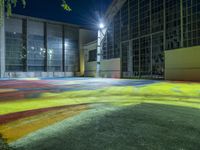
[0,103,90,124]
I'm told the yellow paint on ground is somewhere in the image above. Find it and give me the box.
[0,89,18,93]
[1,82,200,115]
[0,105,88,142]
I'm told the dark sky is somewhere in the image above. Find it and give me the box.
[13,0,113,29]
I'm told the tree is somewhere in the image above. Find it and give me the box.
[0,0,71,25]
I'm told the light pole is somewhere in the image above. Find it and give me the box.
[0,0,5,78]
[96,23,106,78]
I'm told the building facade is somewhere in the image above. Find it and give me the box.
[84,40,121,78]
[0,15,96,78]
[84,0,200,81]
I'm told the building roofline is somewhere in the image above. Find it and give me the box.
[84,40,97,47]
[10,14,91,30]
[104,0,126,25]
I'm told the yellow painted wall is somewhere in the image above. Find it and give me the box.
[165,46,200,81]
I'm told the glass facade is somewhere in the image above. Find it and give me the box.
[5,17,80,73]
[121,42,129,73]
[27,20,45,71]
[114,12,121,58]
[64,26,79,72]
[102,0,200,78]
[47,24,63,72]
[183,0,200,47]
[165,0,181,50]
[5,18,24,71]
[88,49,97,62]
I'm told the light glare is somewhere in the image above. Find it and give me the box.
[99,23,105,29]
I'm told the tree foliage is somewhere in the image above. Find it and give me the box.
[61,0,71,12]
[1,0,71,18]
[0,0,71,25]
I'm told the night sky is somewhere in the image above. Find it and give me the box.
[12,0,113,29]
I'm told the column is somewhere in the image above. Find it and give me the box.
[0,0,5,78]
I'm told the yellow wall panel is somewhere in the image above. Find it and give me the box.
[165,46,200,81]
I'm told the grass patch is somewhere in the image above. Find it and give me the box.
[11,103,200,150]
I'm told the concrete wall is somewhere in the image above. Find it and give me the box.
[85,58,121,78]
[84,61,97,77]
[100,58,121,78]
[4,72,78,78]
[79,29,97,76]
[165,46,200,81]
[84,41,97,77]
[84,41,121,78]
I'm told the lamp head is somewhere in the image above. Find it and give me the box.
[99,23,105,29]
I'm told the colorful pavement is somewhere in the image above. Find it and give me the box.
[0,78,200,150]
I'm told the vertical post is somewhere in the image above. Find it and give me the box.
[128,41,133,77]
[180,0,184,48]
[163,0,166,79]
[0,0,5,78]
[44,22,48,72]
[62,25,65,72]
[119,9,122,78]
[163,0,166,50]
[150,0,153,78]
[22,18,28,72]
[150,35,153,77]
[138,0,141,78]
[96,29,101,78]
[128,0,133,77]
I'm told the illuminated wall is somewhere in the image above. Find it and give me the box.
[165,46,200,81]
[84,41,121,78]
[3,15,95,78]
[102,0,200,80]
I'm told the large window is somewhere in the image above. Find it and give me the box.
[183,0,200,47]
[47,24,63,72]
[5,16,81,73]
[27,20,45,71]
[165,0,181,50]
[121,1,129,41]
[5,18,24,71]
[152,33,164,76]
[140,36,151,76]
[102,34,107,60]
[107,22,114,59]
[122,42,129,73]
[132,39,140,76]
[64,26,79,72]
[151,0,164,33]
[130,0,139,39]
[139,0,150,36]
[103,18,120,60]
[114,12,121,58]
[88,49,97,62]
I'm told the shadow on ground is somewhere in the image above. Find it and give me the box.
[0,134,18,150]
[13,103,200,150]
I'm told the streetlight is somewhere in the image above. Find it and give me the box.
[99,23,105,29]
[96,22,106,78]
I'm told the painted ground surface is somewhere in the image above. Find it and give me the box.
[0,78,200,150]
